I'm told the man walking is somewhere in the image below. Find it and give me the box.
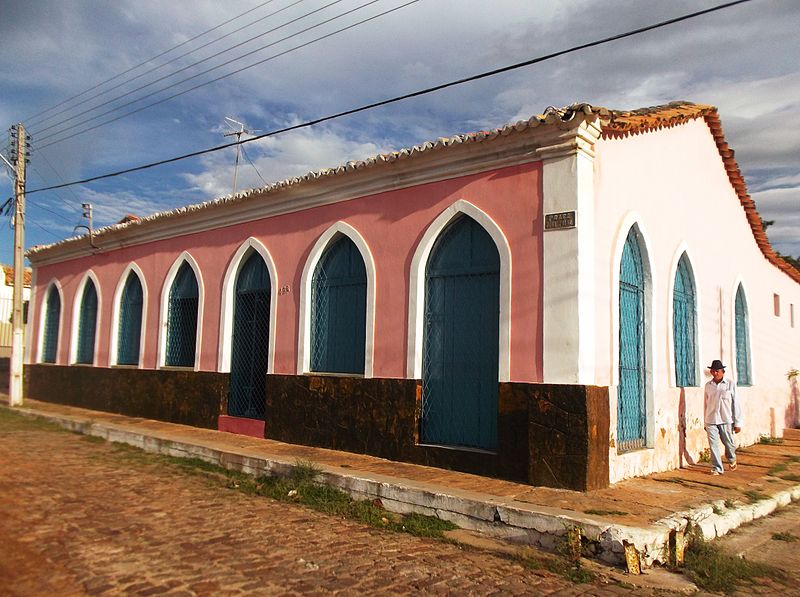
[704,359,742,475]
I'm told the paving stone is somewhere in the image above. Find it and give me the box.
[0,416,589,595]
[5,406,800,596]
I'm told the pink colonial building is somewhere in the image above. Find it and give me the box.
[24,102,800,489]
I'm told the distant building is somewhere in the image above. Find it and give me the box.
[0,264,31,358]
[24,103,800,489]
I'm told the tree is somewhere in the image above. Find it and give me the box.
[761,218,800,274]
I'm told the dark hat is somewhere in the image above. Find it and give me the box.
[708,359,726,370]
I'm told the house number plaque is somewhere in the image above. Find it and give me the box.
[544,210,576,230]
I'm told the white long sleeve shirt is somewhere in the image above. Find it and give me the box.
[704,376,742,426]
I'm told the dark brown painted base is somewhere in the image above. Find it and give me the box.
[266,375,609,490]
[23,365,609,490]
[24,364,225,429]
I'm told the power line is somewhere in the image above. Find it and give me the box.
[36,0,403,148]
[31,0,320,137]
[30,220,65,241]
[29,166,80,213]
[34,154,84,212]
[25,0,280,125]
[26,0,755,196]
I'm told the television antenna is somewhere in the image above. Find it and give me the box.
[223,117,261,195]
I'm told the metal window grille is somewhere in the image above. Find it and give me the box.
[735,285,752,385]
[310,236,366,374]
[165,262,198,367]
[117,272,143,365]
[673,256,697,387]
[42,285,60,363]
[421,216,499,451]
[618,229,646,451]
[76,280,98,364]
[228,252,270,419]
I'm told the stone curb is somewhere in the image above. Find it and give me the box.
[13,406,800,569]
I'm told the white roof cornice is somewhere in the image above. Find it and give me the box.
[28,107,601,267]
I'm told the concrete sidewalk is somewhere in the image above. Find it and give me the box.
[7,397,800,569]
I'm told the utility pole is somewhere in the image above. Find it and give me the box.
[9,123,28,406]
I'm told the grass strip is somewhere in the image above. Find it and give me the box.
[684,534,784,593]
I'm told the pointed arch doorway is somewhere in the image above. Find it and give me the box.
[228,251,271,419]
[421,215,500,451]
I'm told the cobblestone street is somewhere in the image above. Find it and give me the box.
[0,410,621,596]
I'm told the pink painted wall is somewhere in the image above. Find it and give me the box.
[594,118,800,482]
[28,163,545,382]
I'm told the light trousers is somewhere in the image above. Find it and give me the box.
[706,423,736,473]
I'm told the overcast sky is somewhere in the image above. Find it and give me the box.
[1,0,798,265]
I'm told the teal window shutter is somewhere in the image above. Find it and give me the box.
[735,284,752,385]
[76,280,98,364]
[165,262,199,367]
[618,228,647,451]
[117,271,143,365]
[310,236,366,374]
[42,285,61,363]
[673,255,697,386]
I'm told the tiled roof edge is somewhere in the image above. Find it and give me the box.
[27,102,800,285]
[603,102,800,285]
[27,103,595,259]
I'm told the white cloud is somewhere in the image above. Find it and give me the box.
[752,186,800,257]
[2,0,799,261]
[183,124,387,198]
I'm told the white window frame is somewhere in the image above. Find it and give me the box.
[36,278,64,364]
[406,199,512,381]
[69,270,102,365]
[218,237,278,374]
[297,222,376,377]
[109,262,148,367]
[157,252,204,370]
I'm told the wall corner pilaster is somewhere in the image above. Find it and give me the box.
[540,118,601,384]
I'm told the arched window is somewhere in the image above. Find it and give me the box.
[421,215,500,450]
[117,271,144,365]
[42,285,61,363]
[310,235,366,374]
[228,251,271,419]
[673,254,697,386]
[735,284,752,385]
[165,262,199,367]
[618,227,647,451]
[75,279,98,364]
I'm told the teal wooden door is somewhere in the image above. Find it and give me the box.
[229,252,270,419]
[618,228,646,451]
[422,216,500,450]
[310,236,367,374]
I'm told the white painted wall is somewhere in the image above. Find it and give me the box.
[593,118,800,482]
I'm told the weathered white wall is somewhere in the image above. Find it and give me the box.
[593,118,800,483]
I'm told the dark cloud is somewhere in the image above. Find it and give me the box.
[1,0,799,258]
